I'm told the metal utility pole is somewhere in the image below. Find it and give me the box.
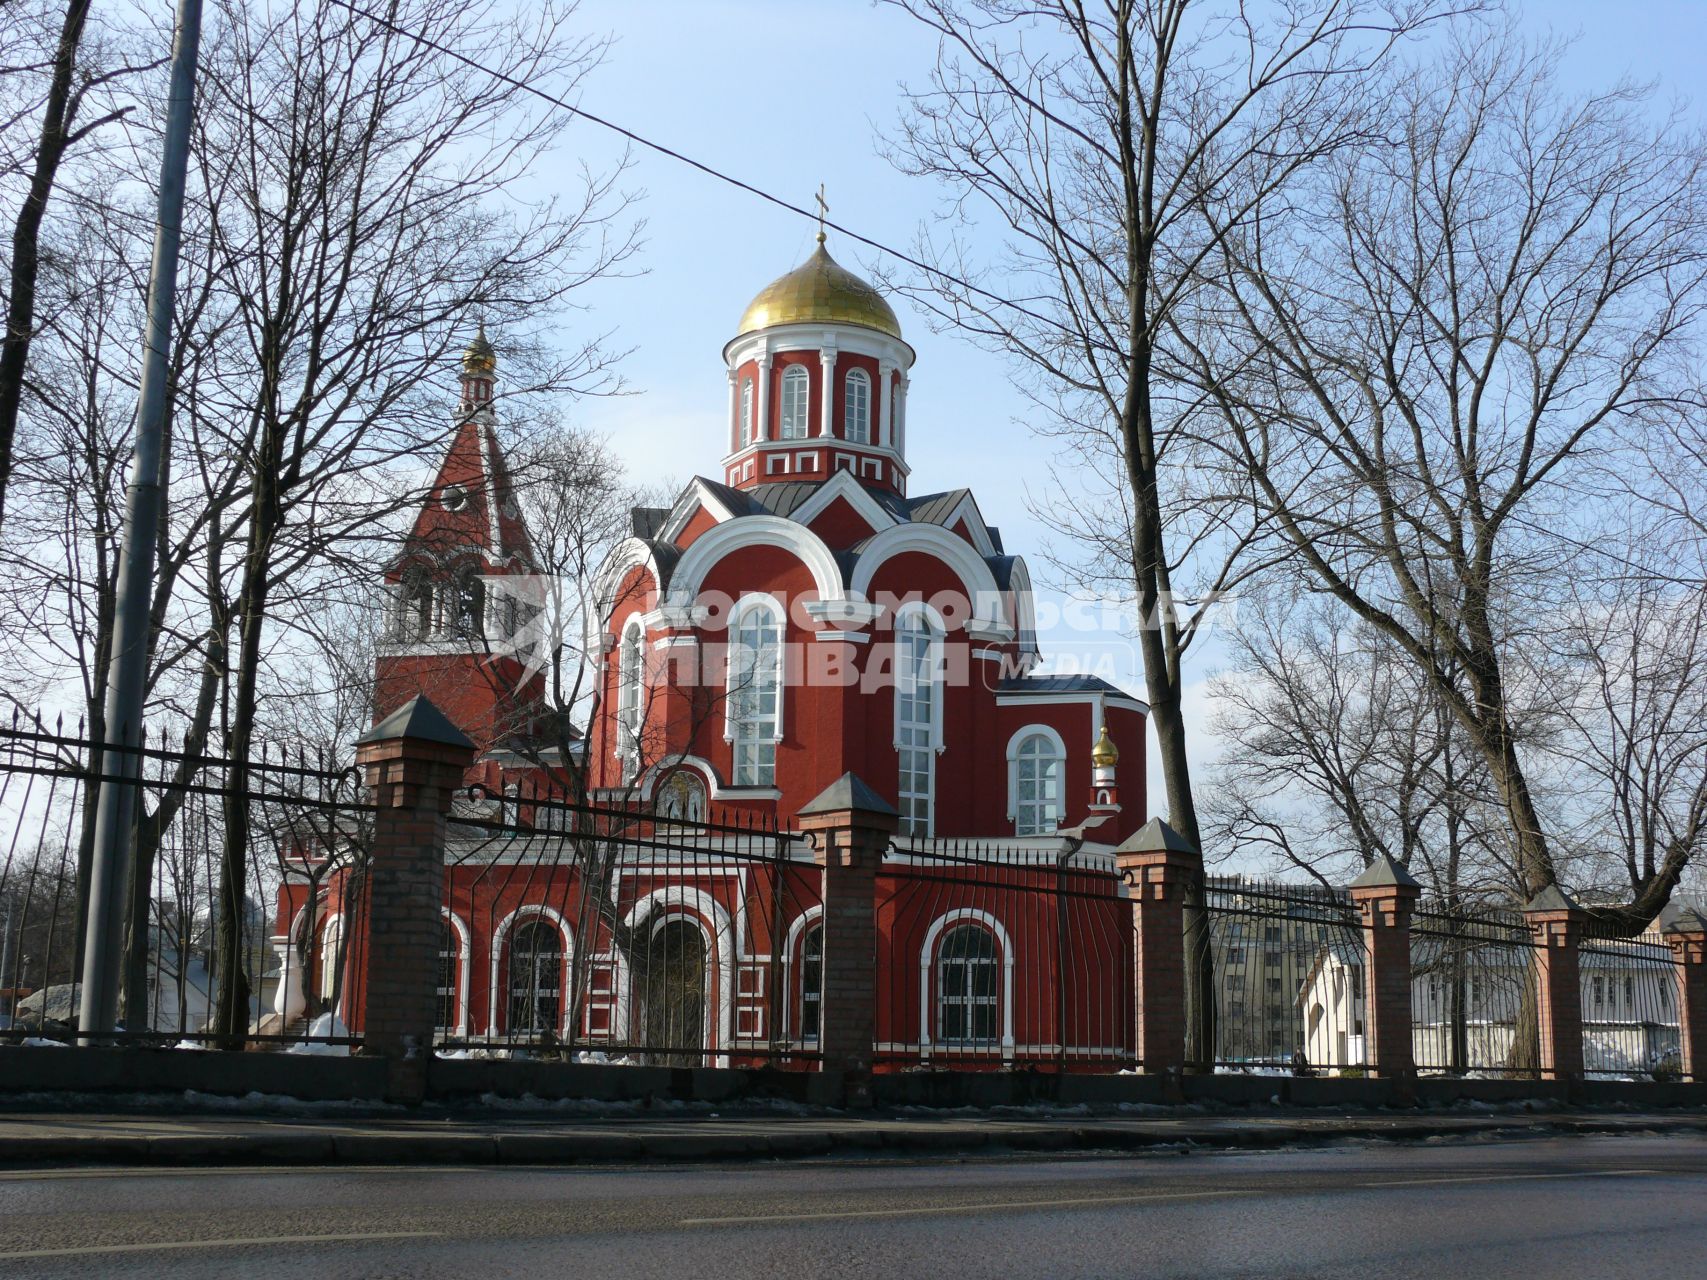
[77,0,203,1045]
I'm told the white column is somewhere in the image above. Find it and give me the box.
[726,368,738,451]
[878,359,895,449]
[819,347,837,437]
[272,936,306,1023]
[756,353,773,442]
[895,374,910,456]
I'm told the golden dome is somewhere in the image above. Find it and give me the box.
[462,321,496,375]
[1091,723,1119,769]
[737,241,902,339]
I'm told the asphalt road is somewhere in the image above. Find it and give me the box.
[0,1134,1702,1278]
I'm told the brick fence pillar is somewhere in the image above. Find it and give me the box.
[1524,886,1587,1084]
[796,773,897,1109]
[1114,818,1200,1078]
[354,696,475,1100]
[1348,856,1421,1080]
[1662,907,1707,1082]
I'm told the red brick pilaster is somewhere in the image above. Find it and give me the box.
[354,698,475,1081]
[1525,887,1587,1082]
[796,774,898,1109]
[1114,819,1201,1076]
[1663,909,1707,1082]
[1348,857,1421,1080]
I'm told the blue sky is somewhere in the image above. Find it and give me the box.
[538,0,1707,805]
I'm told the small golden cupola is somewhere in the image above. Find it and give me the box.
[1091,723,1119,771]
[1090,722,1121,813]
[459,321,496,412]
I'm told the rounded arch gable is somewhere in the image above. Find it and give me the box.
[665,516,843,608]
[851,525,1003,628]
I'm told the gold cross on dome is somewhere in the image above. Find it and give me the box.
[815,183,828,243]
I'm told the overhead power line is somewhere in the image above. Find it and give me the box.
[324,0,1070,342]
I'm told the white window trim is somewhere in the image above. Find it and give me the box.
[1005,725,1067,835]
[844,367,871,444]
[782,906,825,1046]
[779,365,811,440]
[487,907,575,1039]
[615,617,645,765]
[439,908,472,1038]
[918,909,1016,1057]
[739,377,753,448]
[891,602,946,752]
[893,601,945,838]
[725,593,785,786]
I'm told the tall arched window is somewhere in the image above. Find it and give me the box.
[1012,731,1064,836]
[728,598,782,786]
[617,619,643,771]
[507,919,563,1037]
[895,607,940,836]
[436,919,460,1034]
[843,369,871,443]
[779,366,810,439]
[936,924,1000,1047]
[739,377,753,448]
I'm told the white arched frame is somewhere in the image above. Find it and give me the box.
[486,906,576,1039]
[439,908,472,1038]
[918,908,1016,1056]
[620,887,737,1062]
[1005,725,1067,836]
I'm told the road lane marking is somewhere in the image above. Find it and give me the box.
[0,1230,442,1260]
[681,1188,1260,1225]
[1365,1169,1666,1188]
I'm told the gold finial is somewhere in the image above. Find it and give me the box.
[1091,723,1118,769]
[815,183,828,245]
[461,319,496,375]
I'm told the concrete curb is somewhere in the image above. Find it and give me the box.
[1,1112,1703,1169]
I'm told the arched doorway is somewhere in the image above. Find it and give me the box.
[640,919,707,1066]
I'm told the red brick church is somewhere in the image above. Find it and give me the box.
[276,236,1148,1067]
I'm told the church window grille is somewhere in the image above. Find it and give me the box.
[739,378,753,448]
[797,922,823,1043]
[779,366,810,439]
[936,924,999,1046]
[507,919,564,1037]
[844,369,871,443]
[729,598,782,786]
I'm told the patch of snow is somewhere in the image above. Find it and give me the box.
[285,1013,351,1056]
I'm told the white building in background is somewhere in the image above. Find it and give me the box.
[1295,933,1681,1077]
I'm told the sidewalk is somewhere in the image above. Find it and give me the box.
[1,1105,1704,1168]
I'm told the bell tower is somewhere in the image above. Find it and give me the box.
[374,327,544,776]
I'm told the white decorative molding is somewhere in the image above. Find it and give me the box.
[486,906,576,1040]
[665,515,844,608]
[850,524,1004,627]
[917,908,1016,1059]
[789,468,899,535]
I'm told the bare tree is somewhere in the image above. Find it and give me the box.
[1203,591,1512,900]
[181,0,638,1045]
[881,0,1473,1061]
[1186,28,1707,929]
[0,0,150,528]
